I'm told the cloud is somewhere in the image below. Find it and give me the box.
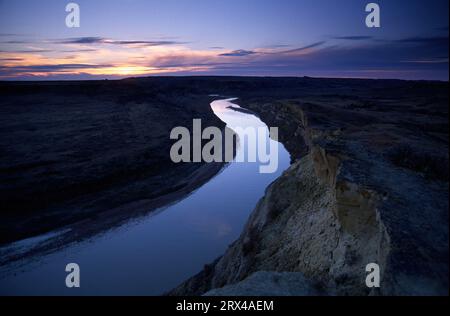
[1,34,447,81]
[112,40,187,46]
[0,63,113,74]
[279,41,326,54]
[57,37,187,46]
[173,37,448,80]
[214,41,326,59]
[1,72,117,81]
[332,36,374,41]
[0,57,24,61]
[261,44,292,48]
[59,37,106,44]
[0,49,52,53]
[0,40,32,44]
[401,57,449,64]
[219,49,257,57]
[154,61,234,69]
[395,36,449,44]
[0,33,22,37]
[391,36,449,59]
[60,49,98,53]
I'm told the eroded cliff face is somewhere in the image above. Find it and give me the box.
[170,79,448,296]
[171,106,391,296]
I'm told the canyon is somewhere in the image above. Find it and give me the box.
[1,77,448,295]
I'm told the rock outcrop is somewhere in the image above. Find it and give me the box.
[171,78,448,296]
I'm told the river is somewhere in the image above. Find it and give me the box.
[0,98,290,295]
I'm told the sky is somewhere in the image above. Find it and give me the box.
[0,0,448,80]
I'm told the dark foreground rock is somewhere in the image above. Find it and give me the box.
[204,271,323,296]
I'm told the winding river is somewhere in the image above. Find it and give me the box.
[0,99,290,295]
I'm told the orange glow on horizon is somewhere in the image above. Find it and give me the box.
[0,42,322,79]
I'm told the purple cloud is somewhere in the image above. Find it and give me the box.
[219,49,257,57]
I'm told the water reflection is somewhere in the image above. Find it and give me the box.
[0,99,290,295]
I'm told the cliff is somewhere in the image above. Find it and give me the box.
[171,79,449,296]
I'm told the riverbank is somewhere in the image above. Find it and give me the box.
[0,77,447,295]
[0,79,227,247]
[0,97,290,295]
[170,78,449,296]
